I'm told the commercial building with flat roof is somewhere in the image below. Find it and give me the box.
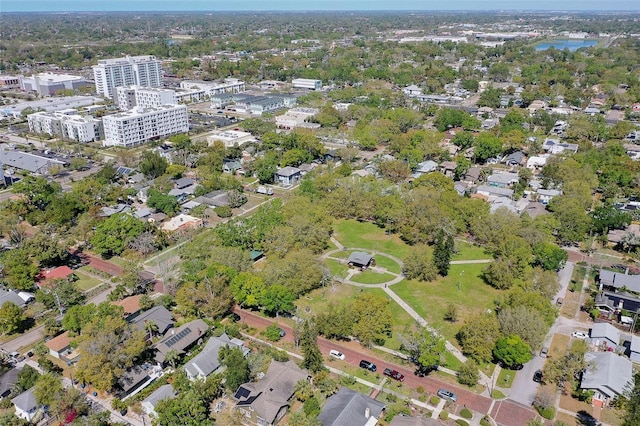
[28,110,103,143]
[93,55,162,99]
[180,78,245,97]
[116,85,177,110]
[0,75,20,89]
[292,78,322,90]
[19,72,90,96]
[102,104,188,147]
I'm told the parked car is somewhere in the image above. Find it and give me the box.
[278,327,286,337]
[256,186,274,195]
[359,360,377,372]
[571,331,588,339]
[540,347,549,358]
[437,388,458,403]
[533,370,543,383]
[383,368,405,382]
[329,350,345,360]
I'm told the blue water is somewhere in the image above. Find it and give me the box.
[535,39,598,51]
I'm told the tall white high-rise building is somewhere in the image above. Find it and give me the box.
[93,55,162,99]
[102,104,188,147]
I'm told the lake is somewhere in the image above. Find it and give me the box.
[535,39,598,51]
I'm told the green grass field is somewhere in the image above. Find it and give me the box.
[452,240,491,261]
[392,263,500,344]
[350,271,396,285]
[334,220,410,259]
[325,259,349,278]
[74,271,102,291]
[373,254,402,274]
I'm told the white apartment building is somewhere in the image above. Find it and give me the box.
[292,78,322,91]
[102,104,188,147]
[180,78,245,97]
[116,86,177,110]
[93,55,162,99]
[28,110,103,143]
[275,107,319,129]
[20,73,91,96]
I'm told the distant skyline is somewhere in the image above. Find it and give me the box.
[2,0,639,13]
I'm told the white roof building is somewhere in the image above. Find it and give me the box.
[207,130,257,148]
[102,104,188,147]
[28,110,103,143]
[19,72,90,96]
[275,107,319,129]
[292,78,322,90]
[116,85,177,110]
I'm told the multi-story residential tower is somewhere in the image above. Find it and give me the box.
[93,55,162,99]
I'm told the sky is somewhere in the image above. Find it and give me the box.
[1,0,639,12]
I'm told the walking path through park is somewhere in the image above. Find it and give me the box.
[324,236,494,387]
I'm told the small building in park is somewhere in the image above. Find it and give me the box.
[347,252,374,270]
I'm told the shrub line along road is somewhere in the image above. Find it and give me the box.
[233,306,546,425]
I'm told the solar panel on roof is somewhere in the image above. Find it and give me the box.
[116,166,133,175]
[165,327,192,348]
[234,387,251,400]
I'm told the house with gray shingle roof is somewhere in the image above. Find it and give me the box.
[347,252,374,269]
[598,269,640,293]
[580,352,633,407]
[234,360,307,426]
[184,333,248,381]
[630,335,640,363]
[141,384,177,417]
[589,323,622,350]
[318,387,386,426]
[12,387,40,422]
[155,319,208,364]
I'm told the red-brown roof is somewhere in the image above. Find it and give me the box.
[42,266,74,280]
[45,331,72,353]
[111,294,143,315]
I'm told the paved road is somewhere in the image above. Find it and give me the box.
[509,261,575,406]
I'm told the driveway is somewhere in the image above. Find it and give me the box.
[509,261,574,406]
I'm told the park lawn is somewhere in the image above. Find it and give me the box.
[73,271,101,291]
[363,288,415,350]
[373,254,402,274]
[497,367,516,388]
[329,250,351,259]
[325,259,349,278]
[451,240,491,261]
[351,271,396,285]
[333,220,410,259]
[392,263,500,344]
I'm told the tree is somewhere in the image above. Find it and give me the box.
[259,285,296,317]
[90,213,146,257]
[147,188,179,215]
[622,372,640,426]
[457,313,501,363]
[1,249,39,291]
[26,232,69,267]
[493,335,533,368]
[497,306,548,352]
[34,373,63,407]
[0,302,25,334]
[15,365,40,394]
[75,313,146,391]
[533,242,568,271]
[352,293,392,347]
[220,346,250,391]
[403,245,437,282]
[444,304,458,322]
[300,321,324,373]
[458,360,480,387]
[378,159,411,183]
[155,389,212,426]
[315,303,353,340]
[164,349,180,369]
[543,339,588,391]
[62,304,96,333]
[139,151,168,179]
[400,326,445,370]
[265,324,283,342]
[433,232,454,276]
[474,132,503,162]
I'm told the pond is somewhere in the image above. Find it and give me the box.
[535,39,598,51]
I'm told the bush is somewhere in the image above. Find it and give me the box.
[439,411,449,421]
[417,385,425,394]
[303,397,320,417]
[430,395,440,405]
[458,360,480,387]
[264,324,282,342]
[480,417,492,426]
[460,408,473,419]
[215,205,233,218]
[535,405,556,420]
[456,420,469,426]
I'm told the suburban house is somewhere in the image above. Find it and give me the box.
[12,387,40,422]
[141,384,177,417]
[117,363,162,399]
[590,323,622,350]
[0,368,19,399]
[317,387,386,426]
[630,335,640,363]
[234,360,307,426]
[389,416,442,426]
[223,159,243,174]
[536,188,562,205]
[274,166,302,186]
[347,252,374,270]
[439,161,457,179]
[38,265,75,288]
[542,138,578,155]
[129,305,175,337]
[192,190,231,208]
[475,185,514,200]
[155,319,209,364]
[184,333,249,381]
[45,331,78,362]
[526,155,549,170]
[0,289,31,309]
[112,294,144,317]
[505,151,525,167]
[487,172,519,188]
[598,269,640,293]
[580,352,633,407]
[162,214,203,232]
[411,160,437,179]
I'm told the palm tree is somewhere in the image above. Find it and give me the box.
[143,320,158,340]
[165,349,180,369]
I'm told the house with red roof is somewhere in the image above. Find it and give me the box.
[38,266,75,289]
